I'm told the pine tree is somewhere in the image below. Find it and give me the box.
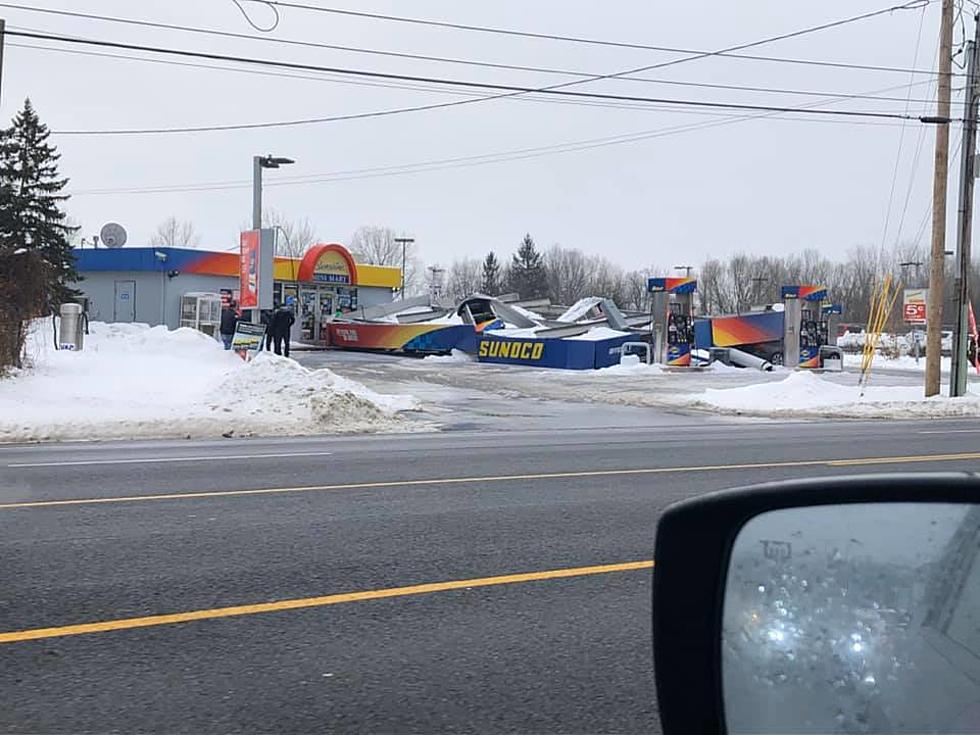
[509,234,547,298]
[481,250,501,295]
[0,99,79,307]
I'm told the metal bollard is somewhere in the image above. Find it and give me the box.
[58,303,84,351]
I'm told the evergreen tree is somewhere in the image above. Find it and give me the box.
[0,99,79,307]
[481,250,501,295]
[509,234,547,298]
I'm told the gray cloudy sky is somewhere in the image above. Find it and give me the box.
[1,0,964,269]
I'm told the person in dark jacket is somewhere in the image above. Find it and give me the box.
[219,301,239,350]
[271,304,296,357]
[260,306,275,351]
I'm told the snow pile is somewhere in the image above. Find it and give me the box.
[0,321,419,442]
[568,326,631,341]
[688,370,980,418]
[843,353,951,372]
[597,357,664,375]
[422,349,473,363]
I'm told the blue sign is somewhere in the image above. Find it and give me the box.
[313,273,350,284]
[477,334,634,369]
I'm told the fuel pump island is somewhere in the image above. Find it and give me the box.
[646,277,844,371]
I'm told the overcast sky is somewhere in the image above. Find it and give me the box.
[1,0,966,270]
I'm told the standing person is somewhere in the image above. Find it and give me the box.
[272,303,296,357]
[260,304,275,352]
[219,300,239,350]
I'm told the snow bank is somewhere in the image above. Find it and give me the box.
[843,353,952,373]
[0,321,419,442]
[688,371,980,418]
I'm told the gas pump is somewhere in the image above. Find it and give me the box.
[647,277,697,366]
[781,285,833,368]
[799,304,821,368]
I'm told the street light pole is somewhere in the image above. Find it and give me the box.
[394,237,415,300]
[252,156,263,230]
[249,154,295,324]
[252,154,296,231]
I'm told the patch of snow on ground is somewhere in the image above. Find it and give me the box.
[0,321,420,442]
[842,353,952,372]
[596,357,664,375]
[689,370,980,418]
[423,349,473,363]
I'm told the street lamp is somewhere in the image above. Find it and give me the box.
[674,264,694,277]
[394,237,415,299]
[252,154,295,229]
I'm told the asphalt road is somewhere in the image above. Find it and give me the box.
[3,419,980,733]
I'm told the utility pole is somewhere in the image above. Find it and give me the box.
[951,21,980,397]
[0,19,6,108]
[674,265,694,277]
[926,0,955,396]
[394,237,414,300]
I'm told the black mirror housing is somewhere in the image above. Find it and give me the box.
[653,473,980,734]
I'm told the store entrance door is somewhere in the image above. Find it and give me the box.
[299,287,340,344]
[300,287,319,343]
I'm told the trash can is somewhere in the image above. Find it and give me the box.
[58,303,84,351]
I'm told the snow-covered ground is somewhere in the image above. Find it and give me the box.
[843,353,953,373]
[0,321,420,442]
[687,371,980,418]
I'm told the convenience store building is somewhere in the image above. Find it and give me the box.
[73,242,402,344]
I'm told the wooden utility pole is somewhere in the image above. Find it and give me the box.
[926,0,955,396]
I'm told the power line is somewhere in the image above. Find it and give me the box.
[880,1,929,250]
[0,2,962,87]
[230,0,279,32]
[266,0,954,77]
[7,35,956,107]
[68,78,940,196]
[3,29,945,136]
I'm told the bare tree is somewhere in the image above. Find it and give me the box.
[350,225,420,293]
[263,207,318,258]
[622,270,649,311]
[150,216,199,248]
[446,258,482,301]
[544,245,590,305]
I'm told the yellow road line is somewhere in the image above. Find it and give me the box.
[828,451,980,466]
[0,560,654,645]
[3,451,980,510]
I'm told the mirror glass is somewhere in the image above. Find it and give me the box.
[723,502,980,734]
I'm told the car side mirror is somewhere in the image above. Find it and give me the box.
[653,473,980,734]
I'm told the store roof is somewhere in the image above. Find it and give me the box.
[73,246,401,289]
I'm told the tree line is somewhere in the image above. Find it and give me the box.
[698,245,978,327]
[443,234,651,309]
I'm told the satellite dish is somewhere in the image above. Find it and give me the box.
[100,222,127,248]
